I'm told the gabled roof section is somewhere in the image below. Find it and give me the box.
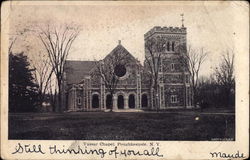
[104,43,141,66]
[64,60,96,84]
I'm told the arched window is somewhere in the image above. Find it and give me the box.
[106,94,112,109]
[92,94,99,108]
[171,95,178,103]
[167,42,170,51]
[128,94,135,108]
[117,95,124,109]
[172,41,175,51]
[171,63,175,71]
[141,94,148,108]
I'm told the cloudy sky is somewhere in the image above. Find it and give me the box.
[6,1,249,76]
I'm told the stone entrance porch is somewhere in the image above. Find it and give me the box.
[104,92,140,110]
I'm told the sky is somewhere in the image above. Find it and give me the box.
[6,1,249,77]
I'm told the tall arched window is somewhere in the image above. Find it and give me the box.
[128,94,135,108]
[92,94,99,108]
[172,41,175,51]
[167,42,170,51]
[171,63,175,71]
[106,94,112,109]
[141,94,148,108]
[117,95,124,109]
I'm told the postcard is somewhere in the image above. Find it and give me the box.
[1,1,249,159]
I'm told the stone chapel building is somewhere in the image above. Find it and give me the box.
[62,26,192,111]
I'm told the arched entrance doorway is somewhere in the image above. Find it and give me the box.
[141,94,148,108]
[106,94,112,109]
[129,94,135,108]
[117,95,124,109]
[92,94,99,108]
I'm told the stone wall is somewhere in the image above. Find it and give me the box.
[164,85,185,107]
[63,25,192,111]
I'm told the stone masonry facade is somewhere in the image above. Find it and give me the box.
[62,26,193,111]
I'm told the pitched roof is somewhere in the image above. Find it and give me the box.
[64,44,141,85]
[64,60,96,84]
[104,44,141,65]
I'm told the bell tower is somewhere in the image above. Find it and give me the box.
[144,24,191,109]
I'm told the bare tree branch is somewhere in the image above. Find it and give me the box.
[31,52,54,107]
[144,36,166,110]
[178,44,208,106]
[215,50,235,87]
[36,23,81,111]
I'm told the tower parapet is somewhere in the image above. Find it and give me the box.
[144,26,186,39]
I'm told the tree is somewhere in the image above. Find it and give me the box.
[180,45,208,106]
[192,50,235,109]
[144,36,166,110]
[196,75,220,108]
[94,45,130,111]
[215,50,235,108]
[37,23,80,111]
[31,52,54,109]
[9,52,39,112]
[9,22,57,112]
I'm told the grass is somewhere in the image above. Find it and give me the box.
[9,111,235,140]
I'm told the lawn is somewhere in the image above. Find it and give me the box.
[8,111,235,140]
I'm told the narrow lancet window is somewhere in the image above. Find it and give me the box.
[172,41,175,51]
[167,42,170,51]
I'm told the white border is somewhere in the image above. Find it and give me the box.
[1,1,249,159]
